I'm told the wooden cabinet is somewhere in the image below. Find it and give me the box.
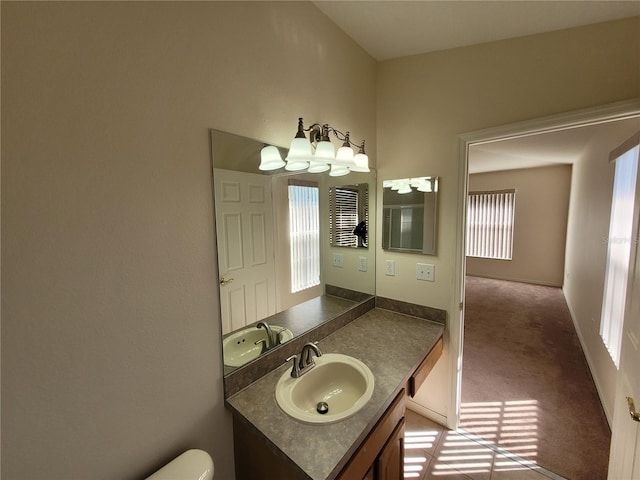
[337,390,406,480]
[363,466,375,480]
[376,418,405,480]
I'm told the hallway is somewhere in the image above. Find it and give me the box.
[459,276,610,479]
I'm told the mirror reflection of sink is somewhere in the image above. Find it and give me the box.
[275,353,374,424]
[223,325,293,367]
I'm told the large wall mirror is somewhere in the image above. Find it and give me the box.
[210,129,376,376]
[382,177,438,255]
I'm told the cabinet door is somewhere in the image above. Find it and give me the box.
[376,418,405,480]
[363,466,375,480]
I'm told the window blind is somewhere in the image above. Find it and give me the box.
[600,144,639,367]
[466,190,516,260]
[288,184,320,293]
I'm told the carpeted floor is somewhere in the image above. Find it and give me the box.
[461,276,611,480]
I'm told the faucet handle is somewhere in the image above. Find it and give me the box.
[274,329,283,346]
[254,338,268,354]
[286,354,300,378]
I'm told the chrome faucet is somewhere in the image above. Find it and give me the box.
[256,321,280,352]
[286,342,322,378]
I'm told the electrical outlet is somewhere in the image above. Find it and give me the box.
[385,260,395,276]
[332,253,344,268]
[416,263,435,282]
[359,256,368,272]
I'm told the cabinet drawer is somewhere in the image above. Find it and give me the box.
[409,336,443,397]
[338,389,406,479]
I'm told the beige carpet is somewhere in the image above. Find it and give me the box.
[461,276,611,480]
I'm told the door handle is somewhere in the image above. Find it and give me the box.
[626,397,640,422]
[219,276,234,286]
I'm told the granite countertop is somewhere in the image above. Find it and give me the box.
[226,307,445,480]
[222,295,360,377]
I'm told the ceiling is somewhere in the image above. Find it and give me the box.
[469,118,640,174]
[313,1,640,173]
[313,1,640,61]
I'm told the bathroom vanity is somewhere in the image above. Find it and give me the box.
[226,307,444,480]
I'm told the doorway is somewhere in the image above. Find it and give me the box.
[452,99,640,478]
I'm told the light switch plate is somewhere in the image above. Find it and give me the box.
[416,263,435,282]
[359,256,368,272]
[385,260,395,276]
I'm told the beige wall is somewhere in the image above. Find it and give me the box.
[564,121,640,421]
[377,17,640,421]
[1,3,376,479]
[466,165,572,286]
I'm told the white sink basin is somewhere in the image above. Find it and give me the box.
[275,353,375,424]
[223,325,293,367]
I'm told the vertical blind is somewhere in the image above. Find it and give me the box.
[466,190,516,260]
[600,144,639,368]
[288,184,320,293]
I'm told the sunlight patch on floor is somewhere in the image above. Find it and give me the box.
[405,429,440,449]
[432,430,493,476]
[459,399,540,472]
[404,454,428,478]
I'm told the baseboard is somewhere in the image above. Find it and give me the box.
[562,287,612,425]
[406,399,448,427]
[466,273,562,287]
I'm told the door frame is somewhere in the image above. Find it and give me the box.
[450,97,640,430]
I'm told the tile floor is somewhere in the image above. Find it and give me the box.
[404,409,566,480]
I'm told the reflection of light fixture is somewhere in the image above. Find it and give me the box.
[397,183,412,194]
[383,177,438,194]
[259,118,369,175]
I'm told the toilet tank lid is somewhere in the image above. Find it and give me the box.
[146,449,214,480]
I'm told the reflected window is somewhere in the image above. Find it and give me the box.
[288,183,320,293]
[329,184,369,248]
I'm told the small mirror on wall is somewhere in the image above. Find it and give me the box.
[382,177,438,255]
[329,183,369,248]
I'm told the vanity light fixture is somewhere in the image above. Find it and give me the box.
[259,118,369,176]
[383,177,438,194]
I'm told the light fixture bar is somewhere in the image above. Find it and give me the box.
[259,117,369,175]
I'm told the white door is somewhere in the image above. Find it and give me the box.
[608,237,640,479]
[608,138,640,480]
[214,169,276,335]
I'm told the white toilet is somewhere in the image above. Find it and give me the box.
[146,449,214,480]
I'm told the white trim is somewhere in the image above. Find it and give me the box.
[407,399,448,427]
[452,97,640,430]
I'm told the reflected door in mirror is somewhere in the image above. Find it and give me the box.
[214,169,276,334]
